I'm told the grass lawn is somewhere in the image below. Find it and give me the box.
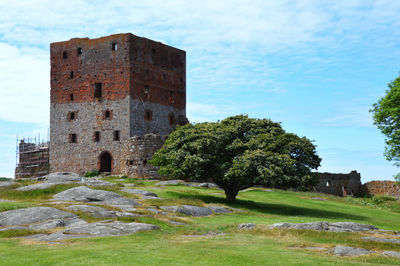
[0,178,399,265]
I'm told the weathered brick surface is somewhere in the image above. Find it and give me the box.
[50,33,187,176]
[363,181,400,200]
[315,171,362,196]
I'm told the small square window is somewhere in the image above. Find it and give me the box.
[104,110,111,119]
[70,93,74,101]
[77,47,83,55]
[113,130,120,141]
[94,131,100,142]
[69,133,77,143]
[144,110,152,121]
[70,71,74,79]
[112,43,118,51]
[63,51,68,59]
[94,83,102,100]
[168,113,175,125]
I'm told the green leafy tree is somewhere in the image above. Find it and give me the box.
[150,115,322,202]
[371,74,400,182]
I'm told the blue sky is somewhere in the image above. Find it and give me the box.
[0,0,399,182]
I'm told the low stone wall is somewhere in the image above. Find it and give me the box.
[363,181,400,200]
[120,133,166,178]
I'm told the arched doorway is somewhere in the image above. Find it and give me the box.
[99,151,112,172]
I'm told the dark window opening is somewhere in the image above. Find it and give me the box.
[70,71,74,79]
[168,91,175,104]
[69,133,77,143]
[146,69,149,75]
[163,73,167,80]
[70,112,75,120]
[144,110,152,121]
[94,83,102,100]
[63,51,67,59]
[105,110,111,119]
[112,43,118,51]
[113,130,120,141]
[70,93,74,101]
[168,113,175,125]
[94,131,100,142]
[143,159,147,165]
[77,47,83,55]
[129,160,134,165]
[152,48,156,54]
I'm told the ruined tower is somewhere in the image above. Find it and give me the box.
[50,33,186,176]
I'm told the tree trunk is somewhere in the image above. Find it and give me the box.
[224,188,239,202]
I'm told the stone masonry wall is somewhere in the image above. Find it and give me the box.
[363,181,400,200]
[49,33,187,175]
[50,98,130,175]
[120,134,165,178]
[315,171,362,196]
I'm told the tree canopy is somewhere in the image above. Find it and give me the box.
[150,115,322,201]
[371,74,400,181]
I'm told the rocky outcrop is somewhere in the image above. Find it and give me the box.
[362,236,400,244]
[16,183,55,191]
[0,182,16,188]
[0,207,77,227]
[328,246,374,256]
[52,186,139,211]
[121,188,159,199]
[66,205,140,218]
[160,205,213,217]
[26,221,160,241]
[155,180,186,186]
[268,222,378,232]
[39,172,82,183]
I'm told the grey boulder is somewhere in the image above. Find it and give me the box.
[268,222,378,232]
[328,246,374,256]
[160,205,212,217]
[0,207,77,227]
[238,223,256,230]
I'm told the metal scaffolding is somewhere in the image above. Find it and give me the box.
[15,132,50,178]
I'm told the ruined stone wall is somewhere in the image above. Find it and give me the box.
[315,171,362,196]
[363,181,400,200]
[120,134,165,178]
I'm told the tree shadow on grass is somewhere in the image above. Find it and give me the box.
[167,191,366,221]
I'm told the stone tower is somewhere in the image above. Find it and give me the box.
[50,33,186,176]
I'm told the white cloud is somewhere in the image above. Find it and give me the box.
[0,42,49,126]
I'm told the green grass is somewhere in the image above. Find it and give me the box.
[0,181,400,265]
